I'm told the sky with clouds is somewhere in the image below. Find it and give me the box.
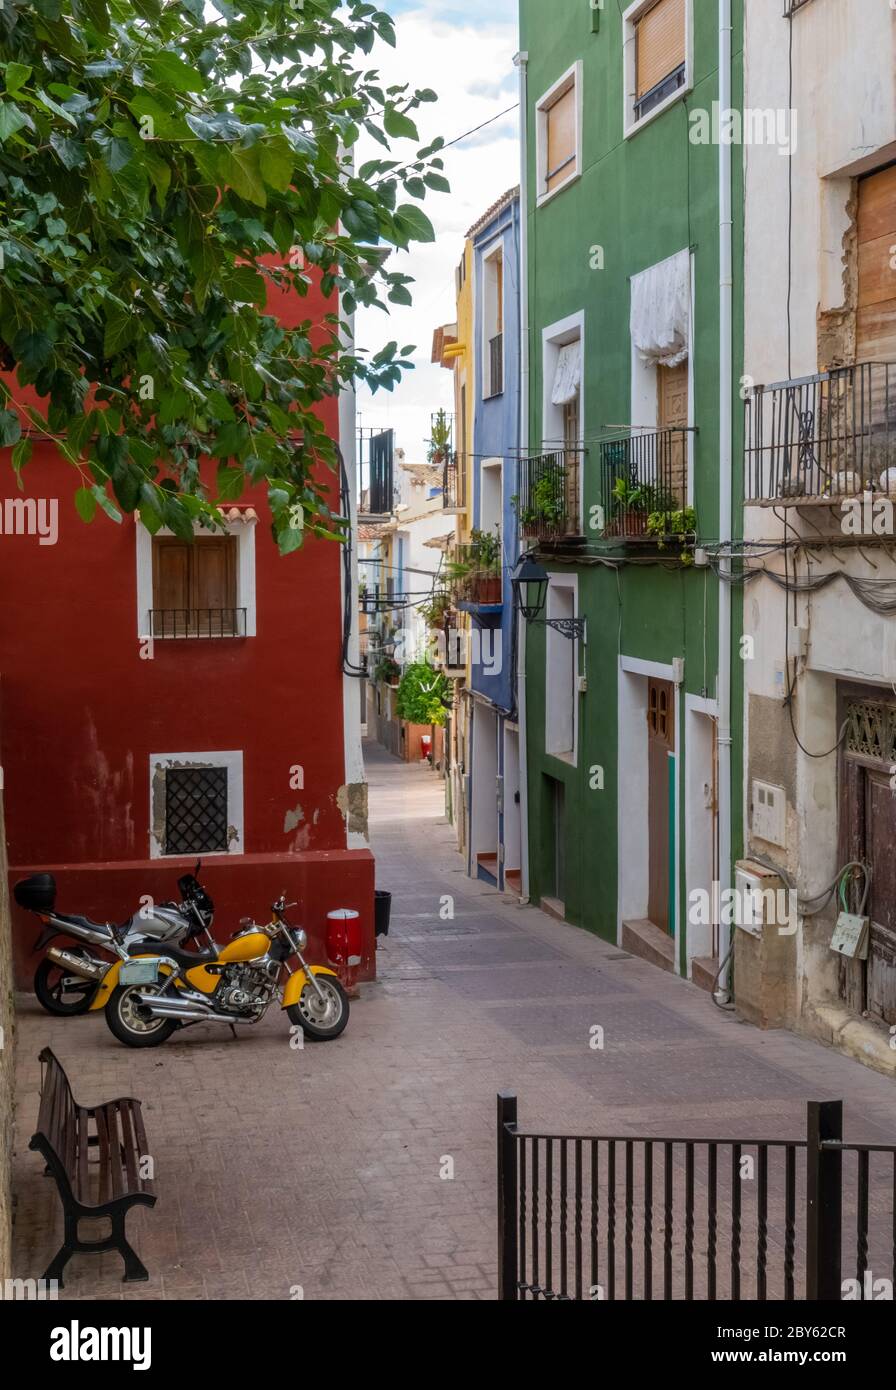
[353,0,520,465]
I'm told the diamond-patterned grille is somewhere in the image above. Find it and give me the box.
[845,700,896,766]
[164,766,228,855]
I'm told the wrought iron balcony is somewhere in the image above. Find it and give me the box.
[448,540,503,609]
[149,608,247,639]
[744,362,896,506]
[598,428,691,540]
[515,449,584,543]
[440,451,467,513]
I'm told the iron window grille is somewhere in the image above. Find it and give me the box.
[164,766,229,856]
[150,608,246,639]
[845,700,896,766]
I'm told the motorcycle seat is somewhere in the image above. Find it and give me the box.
[52,912,125,935]
[131,942,218,968]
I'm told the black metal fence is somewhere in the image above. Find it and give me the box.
[516,449,583,542]
[744,362,896,505]
[498,1094,896,1302]
[149,608,247,638]
[598,428,691,540]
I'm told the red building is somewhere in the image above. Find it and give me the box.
[0,269,373,987]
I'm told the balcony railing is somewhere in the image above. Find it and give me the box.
[440,451,467,512]
[744,362,896,506]
[487,333,504,398]
[515,449,584,543]
[448,542,502,608]
[598,428,691,539]
[149,608,247,639]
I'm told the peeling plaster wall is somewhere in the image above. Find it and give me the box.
[743,1,896,1063]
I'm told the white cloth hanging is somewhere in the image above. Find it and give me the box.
[630,248,691,367]
[551,341,582,405]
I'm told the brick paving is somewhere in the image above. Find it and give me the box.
[9,738,896,1300]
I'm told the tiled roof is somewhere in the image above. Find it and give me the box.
[466,186,520,241]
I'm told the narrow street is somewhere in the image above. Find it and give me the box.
[9,742,896,1301]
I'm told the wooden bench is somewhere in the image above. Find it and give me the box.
[30,1047,157,1285]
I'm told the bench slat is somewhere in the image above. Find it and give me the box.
[94,1104,111,1207]
[131,1102,155,1197]
[118,1101,141,1194]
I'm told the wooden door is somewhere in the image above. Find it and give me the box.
[647,678,675,933]
[658,359,688,508]
[857,165,896,361]
[865,771,896,1025]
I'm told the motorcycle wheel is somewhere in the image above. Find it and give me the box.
[286,975,350,1040]
[105,983,179,1048]
[34,954,99,1016]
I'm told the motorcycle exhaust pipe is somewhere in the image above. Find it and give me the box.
[137,996,252,1025]
[45,947,107,982]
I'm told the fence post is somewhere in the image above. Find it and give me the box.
[806,1100,843,1301]
[497,1091,519,1301]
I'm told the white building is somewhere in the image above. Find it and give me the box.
[740,0,896,1074]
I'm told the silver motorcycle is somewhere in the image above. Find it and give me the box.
[14,865,215,1016]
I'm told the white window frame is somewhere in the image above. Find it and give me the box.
[135,516,258,641]
[479,458,503,538]
[481,237,506,399]
[535,61,583,208]
[149,750,244,860]
[542,310,585,520]
[545,574,579,766]
[622,0,694,141]
[629,250,695,507]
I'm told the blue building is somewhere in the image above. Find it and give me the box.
[465,188,522,891]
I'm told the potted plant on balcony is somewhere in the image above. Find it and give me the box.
[512,473,566,536]
[420,591,453,630]
[468,527,502,605]
[374,655,401,688]
[428,409,453,468]
[647,505,698,565]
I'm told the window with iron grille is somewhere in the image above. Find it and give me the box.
[164,766,229,855]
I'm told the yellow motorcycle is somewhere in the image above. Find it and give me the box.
[92,893,349,1048]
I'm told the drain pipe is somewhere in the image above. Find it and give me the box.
[716,0,734,1002]
[513,48,531,900]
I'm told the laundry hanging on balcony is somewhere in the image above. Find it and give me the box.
[630,248,691,367]
[551,341,582,405]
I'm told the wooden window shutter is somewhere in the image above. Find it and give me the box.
[546,84,576,192]
[192,537,236,613]
[636,0,686,101]
[153,539,190,611]
[857,164,896,362]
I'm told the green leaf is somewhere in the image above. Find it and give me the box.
[216,464,244,501]
[11,435,32,476]
[104,307,136,357]
[394,203,436,244]
[144,52,205,94]
[383,108,419,141]
[259,135,294,193]
[74,486,97,523]
[4,64,32,96]
[91,485,122,523]
[225,146,267,207]
[0,103,29,143]
[0,408,22,447]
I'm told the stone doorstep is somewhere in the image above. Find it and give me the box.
[538,896,565,923]
[805,1001,896,1080]
[621,918,675,973]
[691,955,721,995]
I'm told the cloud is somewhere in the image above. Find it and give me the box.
[353,2,520,464]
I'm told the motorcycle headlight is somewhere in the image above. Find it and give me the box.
[295,929,307,951]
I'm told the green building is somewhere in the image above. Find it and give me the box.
[515,0,744,987]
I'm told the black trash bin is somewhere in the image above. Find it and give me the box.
[374,890,392,938]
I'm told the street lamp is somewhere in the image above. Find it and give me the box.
[510,554,586,640]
